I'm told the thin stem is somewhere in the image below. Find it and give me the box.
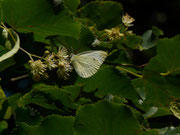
[10,74,29,81]
[105,61,140,68]
[20,47,34,61]
[116,66,143,78]
[160,67,180,76]
[31,54,43,59]
[160,71,171,76]
[121,63,136,67]
[20,47,43,60]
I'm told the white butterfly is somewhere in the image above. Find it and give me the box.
[70,50,107,78]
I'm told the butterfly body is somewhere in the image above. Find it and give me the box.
[71,51,107,78]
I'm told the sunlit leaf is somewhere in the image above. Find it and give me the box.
[0,0,81,41]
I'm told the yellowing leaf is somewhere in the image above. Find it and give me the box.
[170,101,180,120]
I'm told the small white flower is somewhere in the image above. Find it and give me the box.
[29,60,47,75]
[44,54,57,70]
[56,46,69,60]
[57,60,73,80]
[122,13,135,27]
[55,46,73,79]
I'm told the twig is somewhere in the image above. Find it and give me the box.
[10,74,29,81]
[116,66,143,78]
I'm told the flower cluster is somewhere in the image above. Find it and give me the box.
[104,27,124,40]
[56,47,73,80]
[104,13,135,41]
[122,13,135,27]
[29,47,73,81]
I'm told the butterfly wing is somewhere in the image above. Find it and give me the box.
[77,50,107,63]
[71,51,107,78]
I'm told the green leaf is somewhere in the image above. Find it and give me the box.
[152,26,163,37]
[7,93,22,109]
[146,35,180,75]
[116,34,142,49]
[0,86,6,101]
[0,57,15,72]
[139,129,160,135]
[79,1,123,30]
[141,26,163,50]
[76,67,139,103]
[63,0,80,13]
[0,120,8,134]
[106,50,130,64]
[143,107,158,118]
[76,97,92,105]
[0,94,22,120]
[18,91,59,111]
[18,84,78,111]
[74,100,141,135]
[53,26,94,53]
[125,34,142,49]
[146,107,170,118]
[15,107,43,126]
[0,0,81,41]
[13,115,74,135]
[133,74,169,110]
[62,85,82,101]
[132,72,180,110]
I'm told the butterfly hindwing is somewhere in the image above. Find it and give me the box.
[71,51,107,78]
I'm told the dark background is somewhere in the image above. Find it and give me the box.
[81,0,180,37]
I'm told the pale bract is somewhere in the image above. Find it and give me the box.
[70,50,107,78]
[0,29,20,63]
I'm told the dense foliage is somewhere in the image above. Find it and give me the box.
[0,0,180,134]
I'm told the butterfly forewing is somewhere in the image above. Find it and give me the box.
[76,51,107,64]
[71,51,107,78]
